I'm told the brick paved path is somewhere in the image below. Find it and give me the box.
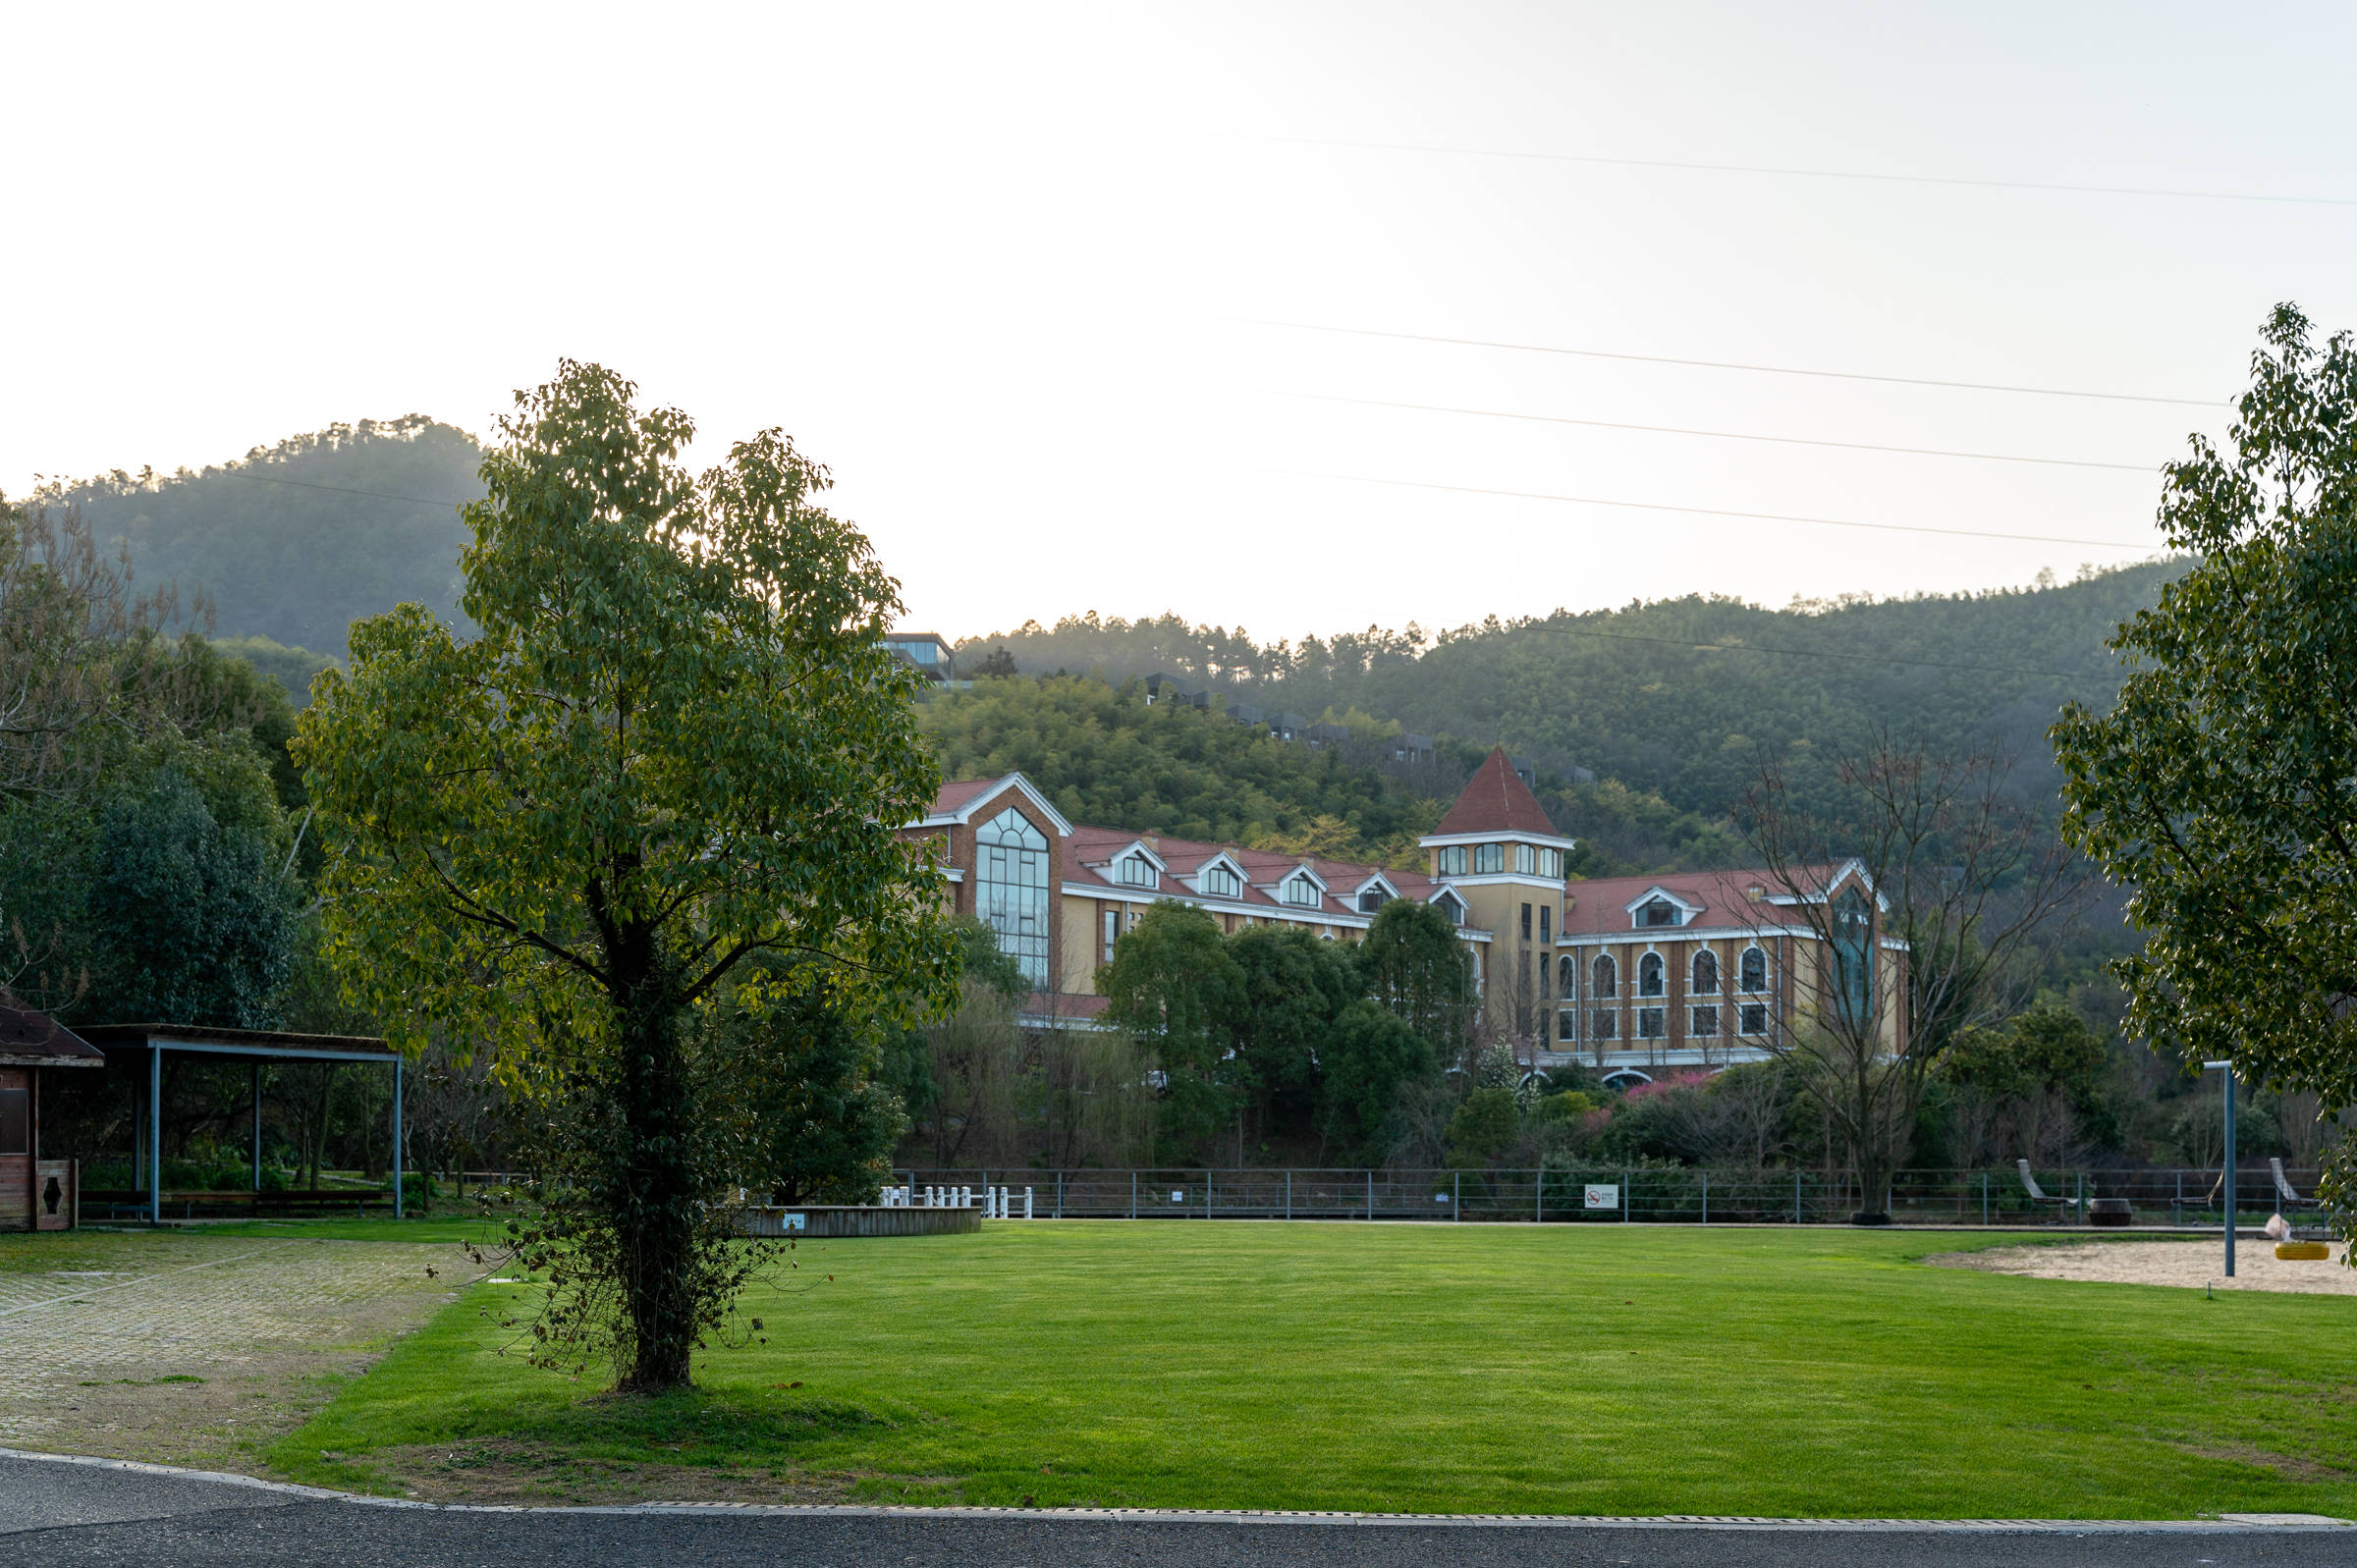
[0,1234,473,1462]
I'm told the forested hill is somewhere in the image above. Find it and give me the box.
[919,676,1738,875]
[957,561,2185,823]
[32,415,484,658]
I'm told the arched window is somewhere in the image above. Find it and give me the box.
[1558,954,1576,996]
[1638,952,1665,998]
[1691,949,1720,996]
[1592,953,1617,999]
[1833,887,1875,1023]
[976,808,1050,989]
[1739,946,1768,994]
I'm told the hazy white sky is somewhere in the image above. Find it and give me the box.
[7,3,2353,642]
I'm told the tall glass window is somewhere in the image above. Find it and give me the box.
[1739,946,1769,993]
[1638,952,1665,997]
[1833,888,1875,1025]
[1691,949,1720,996]
[1592,953,1617,999]
[1437,844,1467,877]
[976,807,1051,989]
[1474,843,1505,875]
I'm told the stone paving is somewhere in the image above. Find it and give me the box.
[0,1232,475,1463]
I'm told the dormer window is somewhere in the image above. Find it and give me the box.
[1284,874,1322,907]
[1116,852,1156,889]
[1637,899,1681,929]
[1358,889,1385,914]
[1432,892,1466,926]
[1200,862,1241,899]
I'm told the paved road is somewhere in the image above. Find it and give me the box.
[5,1454,2350,1567]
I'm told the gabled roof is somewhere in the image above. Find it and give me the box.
[1560,863,1877,940]
[0,991,103,1067]
[1429,746,1562,839]
[924,774,1075,837]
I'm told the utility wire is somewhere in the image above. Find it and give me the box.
[213,468,472,510]
[1233,318,2226,407]
[1262,467,2156,550]
[1537,622,2104,681]
[1252,391,2165,472]
[1241,134,2357,210]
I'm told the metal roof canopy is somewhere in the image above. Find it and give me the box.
[79,1022,406,1224]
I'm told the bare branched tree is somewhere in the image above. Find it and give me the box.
[1739,731,2091,1221]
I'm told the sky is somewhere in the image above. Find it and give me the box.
[6,2,2354,644]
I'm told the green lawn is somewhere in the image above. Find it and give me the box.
[270,1222,2357,1517]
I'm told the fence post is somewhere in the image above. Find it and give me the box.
[2076,1170,2085,1226]
[1454,1169,1461,1221]
[1286,1169,1292,1221]
[1206,1169,1213,1221]
[1366,1169,1374,1221]
[1622,1170,1630,1223]
[1982,1171,1989,1226]
[1129,1170,1136,1220]
[1056,1171,1064,1220]
[1701,1169,1708,1226]
[1535,1168,1543,1225]
[1794,1169,1802,1225]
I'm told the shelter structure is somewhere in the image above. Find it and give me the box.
[1,991,103,1230]
[76,1022,406,1223]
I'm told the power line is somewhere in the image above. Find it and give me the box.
[213,468,471,510]
[1242,134,2357,210]
[1262,467,2157,550]
[1253,391,2165,472]
[1538,622,2102,681]
[1233,318,2226,408]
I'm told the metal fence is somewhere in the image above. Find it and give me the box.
[893,1165,2330,1227]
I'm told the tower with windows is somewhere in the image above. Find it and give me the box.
[1417,747,1576,1050]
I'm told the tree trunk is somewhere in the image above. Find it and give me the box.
[611,935,698,1393]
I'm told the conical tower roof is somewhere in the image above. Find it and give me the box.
[1431,746,1561,838]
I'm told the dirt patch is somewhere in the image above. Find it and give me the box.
[1929,1237,2357,1295]
[359,1437,961,1505]
[0,1231,485,1471]
[2175,1439,2355,1484]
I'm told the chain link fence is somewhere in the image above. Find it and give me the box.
[892,1165,2328,1227]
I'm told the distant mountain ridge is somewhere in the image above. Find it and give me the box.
[34,414,484,658]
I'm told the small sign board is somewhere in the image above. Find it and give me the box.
[1584,1184,1619,1211]
[781,1212,807,1231]
[1171,1191,1186,1204]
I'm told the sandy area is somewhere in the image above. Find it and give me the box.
[1934,1237,2357,1295]
[0,1230,485,1471]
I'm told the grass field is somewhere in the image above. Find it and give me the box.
[268,1222,2357,1518]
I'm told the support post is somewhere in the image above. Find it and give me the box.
[1981,1171,1988,1226]
[1206,1168,1212,1221]
[393,1055,405,1220]
[1795,1168,1803,1225]
[1366,1169,1374,1221]
[252,1062,263,1192]
[149,1044,163,1225]
[1536,1168,1543,1224]
[1286,1169,1292,1222]
[1056,1170,1064,1220]
[1129,1170,1136,1220]
[1453,1169,1460,1221]
[1702,1169,1709,1226]
[1621,1170,1630,1223]
[2222,1069,2236,1277]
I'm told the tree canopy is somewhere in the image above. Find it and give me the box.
[296,362,953,1389]
[2055,303,2357,1125]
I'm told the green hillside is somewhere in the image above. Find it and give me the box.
[34,415,483,656]
[920,675,1737,874]
[958,561,2184,823]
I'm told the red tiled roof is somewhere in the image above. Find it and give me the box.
[1063,825,1439,921]
[1432,747,1560,838]
[931,778,1000,816]
[1559,865,1859,939]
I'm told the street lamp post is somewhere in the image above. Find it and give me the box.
[2204,1059,2235,1277]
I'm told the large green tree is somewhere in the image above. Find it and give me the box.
[1096,900,1245,1160]
[2054,304,2357,1194]
[296,362,951,1390]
